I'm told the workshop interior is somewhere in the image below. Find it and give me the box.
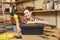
[0,0,60,40]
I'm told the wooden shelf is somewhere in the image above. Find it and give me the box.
[0,9,60,14]
[16,0,35,3]
[54,1,60,4]
[0,2,14,4]
[0,0,35,4]
[0,1,23,4]
[0,10,54,14]
[56,2,60,4]
[0,11,23,14]
[32,9,56,13]
[0,12,11,14]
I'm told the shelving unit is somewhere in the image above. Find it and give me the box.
[0,0,59,28]
[0,0,59,14]
[0,9,60,14]
[0,0,60,13]
[0,0,35,14]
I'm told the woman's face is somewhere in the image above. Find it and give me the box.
[24,9,32,19]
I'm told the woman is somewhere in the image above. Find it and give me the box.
[22,7,48,24]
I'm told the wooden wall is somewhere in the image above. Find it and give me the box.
[57,12,60,29]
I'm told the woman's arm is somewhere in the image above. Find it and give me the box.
[34,17,48,24]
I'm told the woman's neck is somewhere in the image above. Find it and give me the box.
[27,17,32,21]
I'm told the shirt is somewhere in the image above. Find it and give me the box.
[22,17,48,24]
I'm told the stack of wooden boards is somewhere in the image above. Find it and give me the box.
[43,24,60,39]
[44,29,60,38]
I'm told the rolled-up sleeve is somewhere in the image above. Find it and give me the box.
[35,18,48,24]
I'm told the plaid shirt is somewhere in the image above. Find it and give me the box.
[22,17,42,24]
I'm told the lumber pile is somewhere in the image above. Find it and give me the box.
[44,29,60,38]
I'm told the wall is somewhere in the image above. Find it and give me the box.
[57,12,60,29]
[34,12,56,25]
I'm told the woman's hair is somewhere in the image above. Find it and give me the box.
[24,6,34,11]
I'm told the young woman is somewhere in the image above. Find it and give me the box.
[22,7,48,24]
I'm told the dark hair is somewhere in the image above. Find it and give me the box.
[24,6,34,11]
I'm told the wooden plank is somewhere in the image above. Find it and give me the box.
[0,2,13,4]
[54,1,60,4]
[0,10,60,14]
[22,35,58,40]
[16,0,35,3]
[44,29,60,38]
[0,0,35,4]
[32,9,60,13]
[0,12,23,14]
